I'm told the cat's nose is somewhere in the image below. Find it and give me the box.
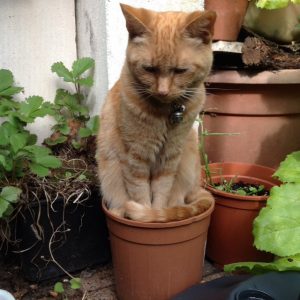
[157,77,170,97]
[157,89,169,97]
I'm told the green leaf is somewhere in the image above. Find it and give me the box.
[76,174,87,181]
[236,189,247,196]
[54,282,65,294]
[224,254,300,274]
[76,76,94,87]
[255,0,290,9]
[0,154,6,167]
[274,151,300,183]
[0,69,13,92]
[54,89,70,106]
[79,127,92,138]
[0,86,23,97]
[253,183,300,257]
[58,124,70,135]
[0,186,22,203]
[10,133,28,153]
[1,157,13,172]
[71,140,82,149]
[29,163,50,177]
[51,62,74,82]
[27,134,38,145]
[0,122,18,145]
[24,145,51,156]
[0,197,10,218]
[45,136,68,146]
[35,155,61,168]
[3,203,14,217]
[19,96,50,121]
[70,278,81,290]
[72,58,94,78]
[86,116,99,135]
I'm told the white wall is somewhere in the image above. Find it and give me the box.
[0,0,77,141]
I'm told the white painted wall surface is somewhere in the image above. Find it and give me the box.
[76,0,108,117]
[0,0,77,141]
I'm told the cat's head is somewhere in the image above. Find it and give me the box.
[120,4,216,104]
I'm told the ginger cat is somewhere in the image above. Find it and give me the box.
[97,4,216,222]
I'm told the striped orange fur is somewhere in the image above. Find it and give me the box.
[96,4,216,222]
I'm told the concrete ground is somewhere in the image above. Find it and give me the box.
[79,260,225,299]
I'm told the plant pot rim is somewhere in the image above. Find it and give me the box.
[203,162,279,201]
[102,200,214,229]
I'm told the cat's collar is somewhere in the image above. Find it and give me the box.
[169,102,186,125]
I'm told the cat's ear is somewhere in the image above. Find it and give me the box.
[184,10,216,44]
[120,3,150,40]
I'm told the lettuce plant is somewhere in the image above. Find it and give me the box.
[255,0,300,9]
[225,151,300,273]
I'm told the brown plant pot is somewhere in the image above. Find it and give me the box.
[204,0,249,41]
[203,70,300,169]
[203,162,280,267]
[102,202,214,300]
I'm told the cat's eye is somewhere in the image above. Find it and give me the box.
[143,65,159,74]
[173,68,188,74]
[143,65,159,73]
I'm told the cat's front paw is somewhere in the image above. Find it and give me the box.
[110,207,125,218]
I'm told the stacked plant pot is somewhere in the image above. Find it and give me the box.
[203,69,300,169]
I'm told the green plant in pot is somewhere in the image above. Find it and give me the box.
[245,0,300,43]
[0,59,109,282]
[225,150,300,274]
[17,58,110,282]
[199,117,279,267]
[0,68,61,244]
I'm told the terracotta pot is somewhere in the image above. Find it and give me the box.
[204,0,249,41]
[203,70,300,169]
[102,202,214,300]
[203,162,280,267]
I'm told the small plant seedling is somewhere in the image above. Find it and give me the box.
[45,58,99,150]
[53,278,82,299]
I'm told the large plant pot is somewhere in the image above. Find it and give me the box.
[204,0,249,41]
[16,190,110,281]
[204,162,280,267]
[203,70,300,169]
[103,202,214,300]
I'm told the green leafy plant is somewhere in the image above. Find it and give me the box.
[0,69,61,220]
[45,58,99,149]
[255,0,300,9]
[0,69,61,180]
[225,151,300,273]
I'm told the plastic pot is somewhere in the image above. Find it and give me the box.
[203,71,300,168]
[204,0,249,41]
[203,162,280,267]
[16,190,110,281]
[103,201,214,300]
